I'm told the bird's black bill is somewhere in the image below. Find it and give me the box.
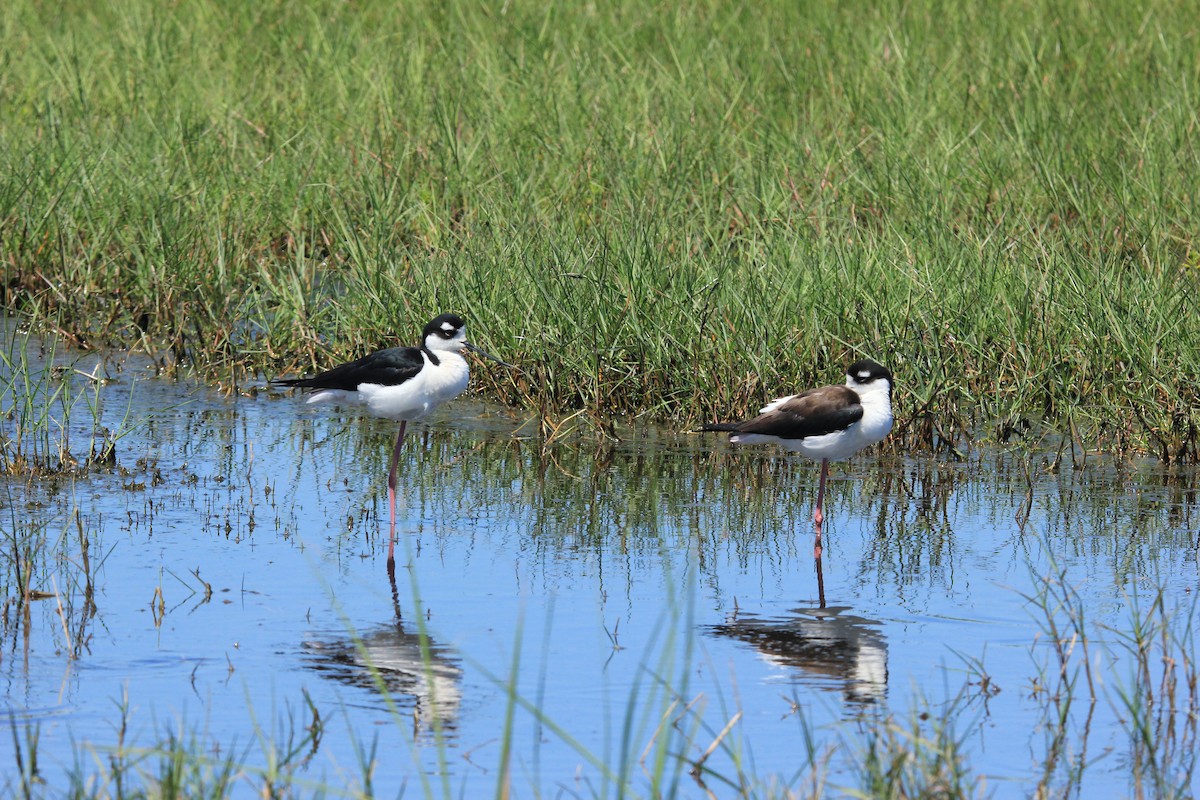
[464,342,514,368]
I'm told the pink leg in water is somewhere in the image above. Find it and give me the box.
[813,458,829,559]
[386,420,407,565]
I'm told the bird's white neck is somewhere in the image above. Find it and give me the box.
[423,349,470,395]
[851,377,893,431]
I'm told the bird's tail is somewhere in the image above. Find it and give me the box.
[695,422,743,433]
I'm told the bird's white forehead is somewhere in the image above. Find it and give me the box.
[440,321,455,331]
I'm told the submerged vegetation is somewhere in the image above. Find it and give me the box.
[2,0,1199,459]
[0,329,125,476]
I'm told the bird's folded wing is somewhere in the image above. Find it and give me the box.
[277,347,425,390]
[738,386,864,439]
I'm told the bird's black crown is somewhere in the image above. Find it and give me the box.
[846,359,892,384]
[424,313,466,340]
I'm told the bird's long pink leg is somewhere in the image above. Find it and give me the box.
[813,458,829,559]
[386,420,407,566]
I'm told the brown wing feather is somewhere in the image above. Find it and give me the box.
[733,385,863,439]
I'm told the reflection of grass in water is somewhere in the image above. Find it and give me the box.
[0,327,139,637]
[477,567,706,798]
[4,0,1200,460]
[309,428,1196,584]
[5,401,1198,794]
[847,571,1198,799]
[18,572,1195,798]
[1,503,100,657]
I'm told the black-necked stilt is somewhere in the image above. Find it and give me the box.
[700,359,894,556]
[274,313,509,565]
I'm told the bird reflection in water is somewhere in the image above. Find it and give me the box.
[301,571,463,734]
[708,562,888,706]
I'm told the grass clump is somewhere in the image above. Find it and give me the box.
[0,327,127,476]
[2,0,1199,459]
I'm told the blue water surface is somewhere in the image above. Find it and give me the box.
[1,342,1197,798]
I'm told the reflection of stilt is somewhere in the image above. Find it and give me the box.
[814,550,826,610]
[707,604,888,705]
[388,559,402,619]
[301,594,463,731]
[385,420,407,569]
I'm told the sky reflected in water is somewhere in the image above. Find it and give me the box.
[2,342,1198,798]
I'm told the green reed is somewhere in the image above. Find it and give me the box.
[0,328,133,476]
[1,332,77,475]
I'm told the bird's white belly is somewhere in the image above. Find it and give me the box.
[792,426,877,461]
[364,359,469,421]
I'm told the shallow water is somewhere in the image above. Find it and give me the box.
[2,340,1198,798]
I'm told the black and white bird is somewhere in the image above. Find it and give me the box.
[700,359,894,555]
[274,313,508,565]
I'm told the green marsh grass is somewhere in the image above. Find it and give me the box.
[2,0,1198,458]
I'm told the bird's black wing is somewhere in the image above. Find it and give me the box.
[704,385,864,440]
[274,347,425,391]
